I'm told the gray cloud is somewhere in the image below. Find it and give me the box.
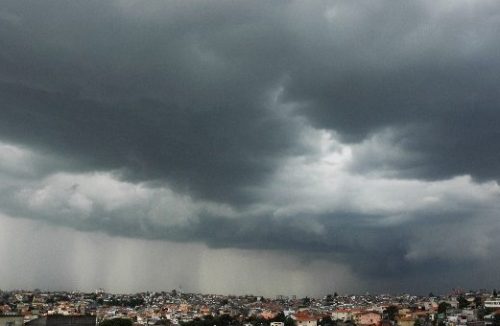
[1,0,500,293]
[0,0,303,204]
[1,138,500,293]
[280,0,500,180]
[0,213,360,297]
[2,0,500,189]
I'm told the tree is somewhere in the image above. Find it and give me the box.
[271,312,286,323]
[320,316,335,326]
[100,319,133,326]
[384,306,399,321]
[457,296,469,309]
[474,297,482,308]
[477,307,487,321]
[437,302,451,315]
[493,314,500,326]
[414,319,422,326]
[218,314,234,326]
[181,314,237,326]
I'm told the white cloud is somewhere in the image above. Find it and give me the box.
[0,144,237,230]
[260,129,500,225]
[0,141,39,177]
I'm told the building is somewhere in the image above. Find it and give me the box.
[293,311,318,326]
[396,316,416,326]
[0,314,23,326]
[354,312,382,326]
[485,300,500,309]
[332,309,351,322]
[260,310,280,320]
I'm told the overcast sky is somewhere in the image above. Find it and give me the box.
[1,0,500,296]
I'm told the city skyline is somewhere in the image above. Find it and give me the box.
[1,286,497,298]
[3,287,499,326]
[1,0,500,296]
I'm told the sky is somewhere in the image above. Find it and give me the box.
[1,0,500,297]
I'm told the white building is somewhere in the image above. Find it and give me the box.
[485,300,500,308]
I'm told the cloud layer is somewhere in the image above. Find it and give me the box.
[1,0,500,293]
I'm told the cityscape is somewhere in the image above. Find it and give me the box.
[1,289,500,326]
[2,3,500,326]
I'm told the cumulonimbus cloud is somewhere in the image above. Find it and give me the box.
[1,0,500,290]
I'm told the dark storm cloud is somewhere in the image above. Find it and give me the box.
[2,0,500,194]
[0,82,296,204]
[2,0,500,291]
[279,1,500,180]
[0,0,302,204]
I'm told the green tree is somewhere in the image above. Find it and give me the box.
[181,314,237,326]
[384,306,399,321]
[320,316,335,326]
[457,296,469,309]
[437,302,451,315]
[271,312,286,323]
[100,318,133,326]
[477,307,487,321]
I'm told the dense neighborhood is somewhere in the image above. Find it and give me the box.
[1,289,500,326]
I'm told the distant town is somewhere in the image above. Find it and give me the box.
[1,288,500,326]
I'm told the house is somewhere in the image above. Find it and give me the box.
[483,310,500,326]
[260,310,280,320]
[354,312,382,326]
[293,311,318,326]
[332,309,351,321]
[396,316,416,326]
[485,301,500,309]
